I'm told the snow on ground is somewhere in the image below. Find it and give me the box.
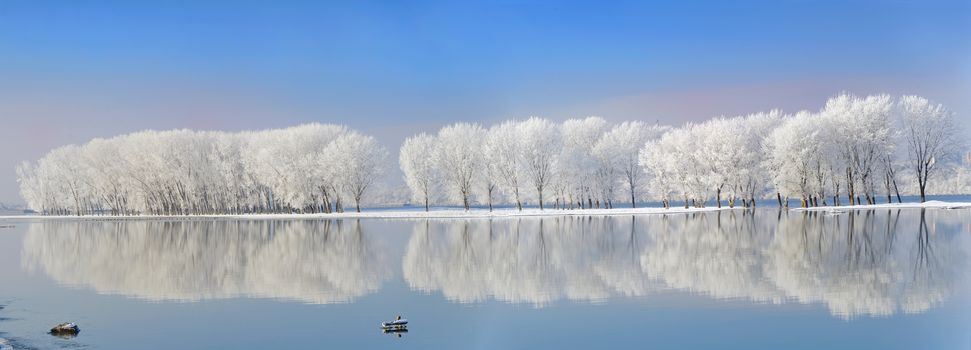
[793,200,971,211]
[1,201,969,221]
[1,206,742,221]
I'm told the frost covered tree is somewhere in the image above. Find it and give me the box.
[728,111,782,208]
[640,126,699,208]
[520,117,561,210]
[638,139,674,208]
[331,132,388,212]
[820,93,894,205]
[897,95,960,202]
[765,111,822,208]
[638,111,781,209]
[399,133,439,211]
[486,121,525,210]
[559,117,607,209]
[595,122,668,208]
[435,123,485,210]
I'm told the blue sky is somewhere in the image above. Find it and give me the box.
[1,0,969,204]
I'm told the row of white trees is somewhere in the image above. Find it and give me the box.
[402,93,961,210]
[400,118,670,211]
[17,93,961,214]
[763,94,959,207]
[17,124,387,215]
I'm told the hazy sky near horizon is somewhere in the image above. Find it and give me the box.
[1,0,970,204]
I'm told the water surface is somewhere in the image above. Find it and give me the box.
[1,209,970,349]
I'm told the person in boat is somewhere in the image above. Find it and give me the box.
[396,315,402,321]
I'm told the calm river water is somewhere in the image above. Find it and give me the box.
[1,209,970,349]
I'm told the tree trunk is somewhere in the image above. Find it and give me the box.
[488,190,494,212]
[538,188,544,210]
[515,188,523,211]
[892,178,902,203]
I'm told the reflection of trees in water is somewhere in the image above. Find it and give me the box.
[21,211,967,316]
[404,210,969,318]
[402,216,655,306]
[764,209,968,318]
[21,220,391,304]
[640,211,783,303]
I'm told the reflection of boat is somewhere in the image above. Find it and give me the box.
[382,328,409,334]
[382,327,408,338]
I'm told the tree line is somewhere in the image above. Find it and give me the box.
[402,93,961,211]
[17,93,962,215]
[17,124,387,215]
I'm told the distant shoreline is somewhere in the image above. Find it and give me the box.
[1,201,968,221]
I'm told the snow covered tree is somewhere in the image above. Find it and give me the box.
[765,111,821,207]
[486,121,525,210]
[435,123,485,210]
[820,93,894,205]
[520,117,561,210]
[331,131,388,212]
[595,122,668,208]
[558,117,607,209]
[897,95,960,202]
[399,133,440,211]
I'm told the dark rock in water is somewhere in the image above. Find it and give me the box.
[49,322,80,337]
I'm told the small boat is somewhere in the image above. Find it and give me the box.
[381,318,408,329]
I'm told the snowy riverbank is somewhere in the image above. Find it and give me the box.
[792,200,971,212]
[1,201,969,221]
[0,206,738,221]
